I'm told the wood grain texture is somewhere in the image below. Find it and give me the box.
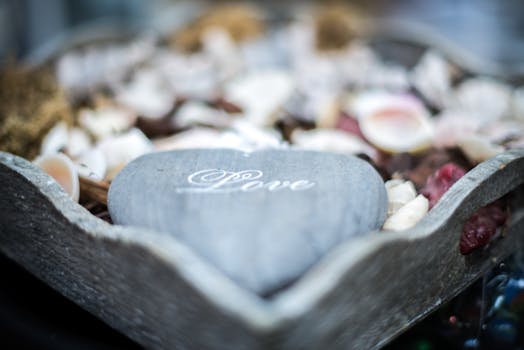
[1,149,524,350]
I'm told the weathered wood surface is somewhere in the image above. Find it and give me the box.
[1,149,524,350]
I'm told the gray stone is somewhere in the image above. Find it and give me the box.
[108,149,387,294]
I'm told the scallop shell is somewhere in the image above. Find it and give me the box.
[350,91,435,153]
[34,153,79,202]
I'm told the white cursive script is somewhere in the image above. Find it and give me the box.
[176,169,315,193]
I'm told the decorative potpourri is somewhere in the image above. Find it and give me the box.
[1,3,521,250]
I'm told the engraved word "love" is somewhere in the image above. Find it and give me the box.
[176,169,316,193]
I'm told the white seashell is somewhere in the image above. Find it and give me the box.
[230,119,285,150]
[365,64,410,91]
[67,128,92,158]
[56,38,155,96]
[34,153,79,202]
[152,50,218,100]
[350,91,434,153]
[224,70,294,126]
[313,94,341,128]
[291,128,377,159]
[383,195,429,232]
[75,147,107,181]
[79,107,136,140]
[176,101,233,129]
[153,128,227,151]
[384,179,405,190]
[115,69,174,119]
[340,42,384,88]
[433,110,481,148]
[40,122,69,156]
[479,121,524,145]
[385,179,417,216]
[410,50,452,108]
[453,78,512,124]
[458,134,505,164]
[201,28,243,81]
[97,128,154,179]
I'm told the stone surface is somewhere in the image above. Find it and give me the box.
[108,149,387,294]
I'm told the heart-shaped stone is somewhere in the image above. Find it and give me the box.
[108,149,387,294]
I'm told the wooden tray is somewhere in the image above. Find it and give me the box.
[1,149,524,349]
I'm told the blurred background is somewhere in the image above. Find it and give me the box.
[1,0,524,76]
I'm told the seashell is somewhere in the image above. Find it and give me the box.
[176,101,233,129]
[153,51,218,101]
[453,78,512,124]
[410,50,452,109]
[479,121,524,145]
[365,64,410,91]
[385,179,417,216]
[230,119,285,150]
[458,134,505,164]
[312,94,341,129]
[79,106,136,140]
[153,128,230,151]
[291,128,377,159]
[56,38,155,96]
[383,194,429,232]
[201,28,243,81]
[75,147,107,181]
[350,91,434,153]
[339,42,383,88]
[67,128,92,158]
[282,90,339,127]
[115,69,175,119]
[97,128,154,180]
[34,153,79,202]
[433,110,480,148]
[40,122,69,156]
[224,70,294,126]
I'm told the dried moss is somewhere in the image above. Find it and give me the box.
[315,5,355,51]
[0,66,73,159]
[170,3,264,53]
